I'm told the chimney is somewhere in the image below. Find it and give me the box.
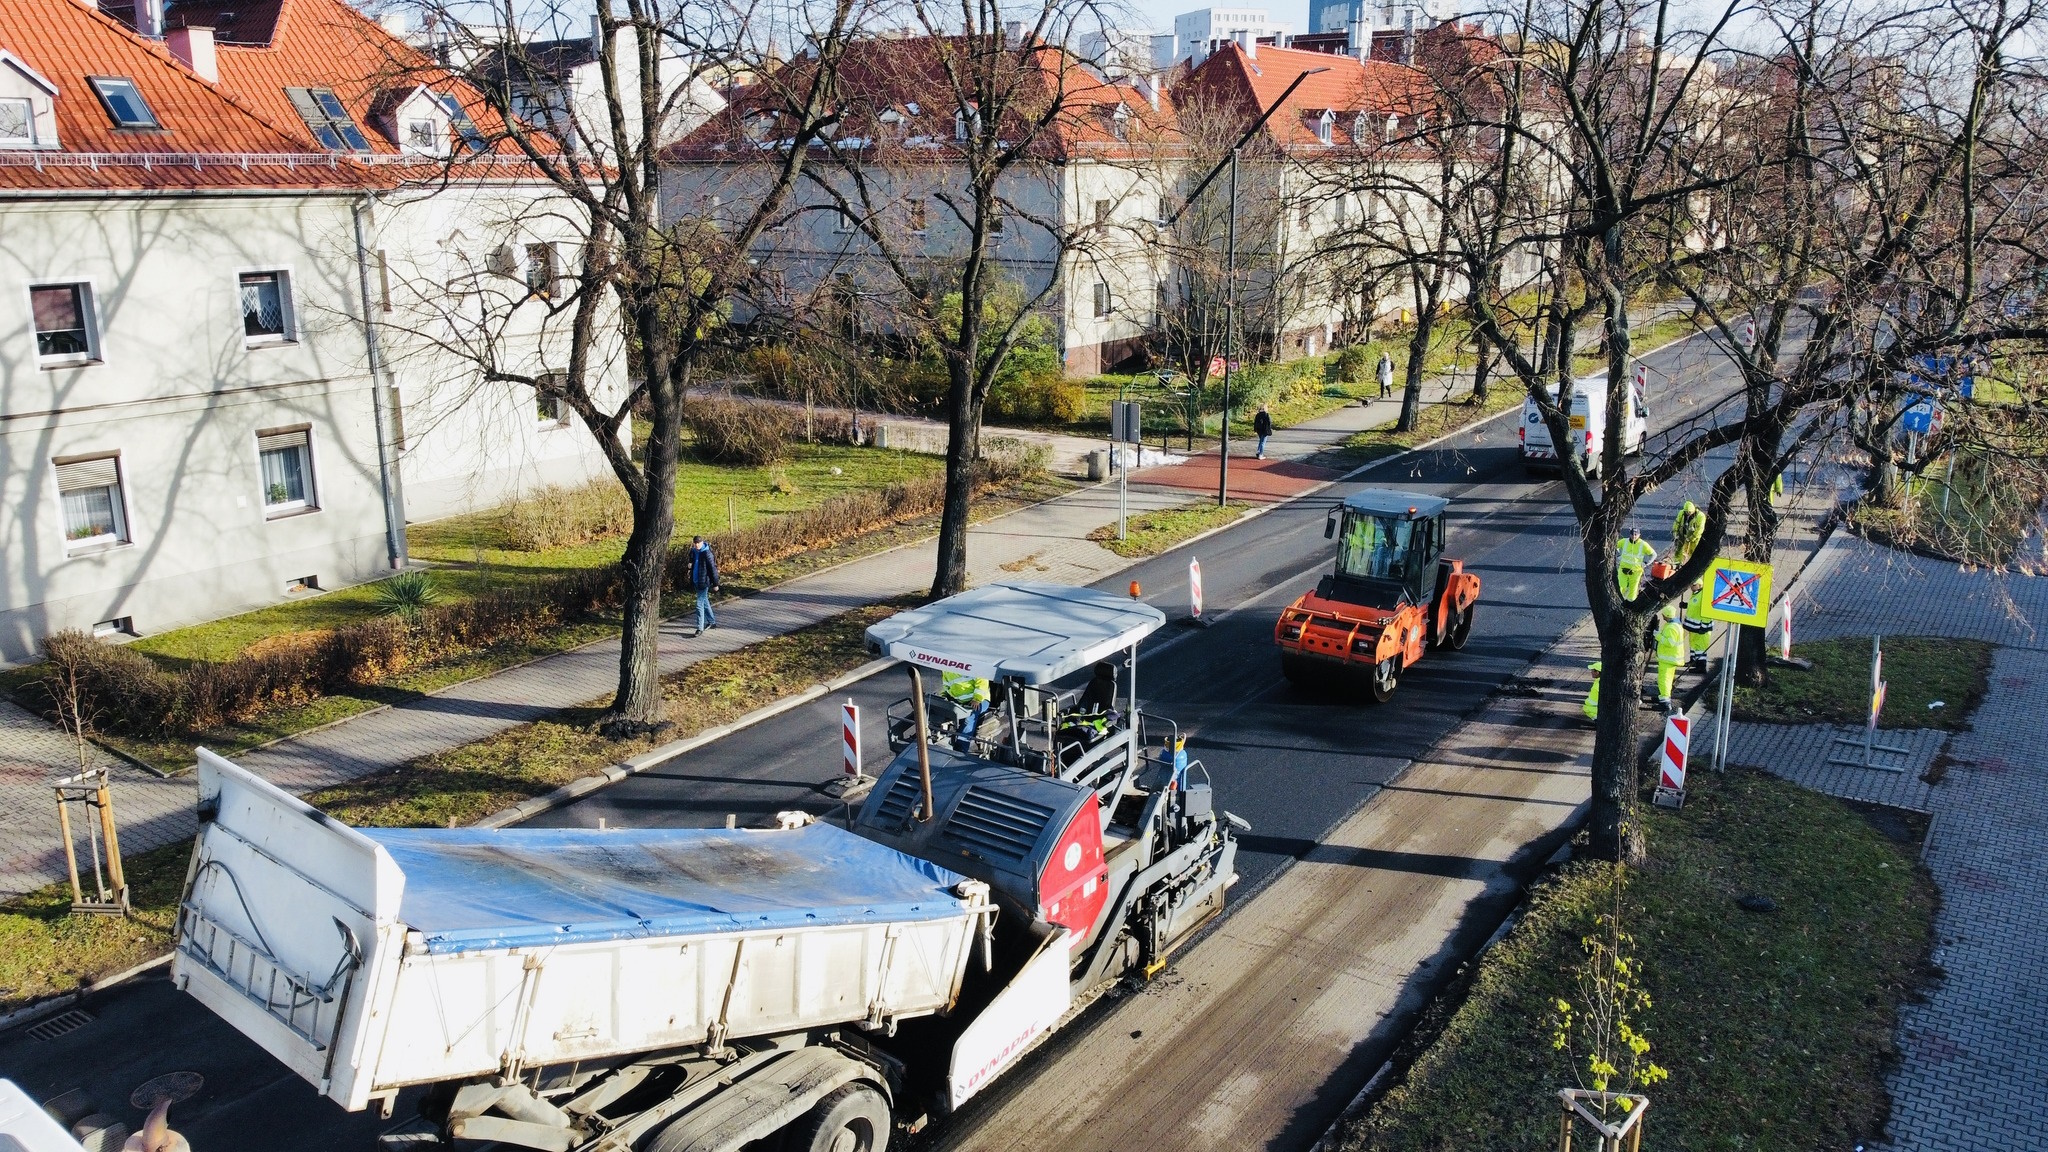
[167,25,217,82]
[1237,28,1257,59]
[133,0,165,38]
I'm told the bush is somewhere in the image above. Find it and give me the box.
[501,479,634,551]
[1336,345,1370,384]
[373,570,442,618]
[986,374,1086,424]
[685,397,796,464]
[979,437,1052,485]
[39,630,178,738]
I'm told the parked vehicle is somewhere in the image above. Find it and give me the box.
[1274,490,1481,702]
[1520,367,1649,476]
[170,582,1242,1152]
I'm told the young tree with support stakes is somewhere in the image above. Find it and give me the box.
[369,0,857,734]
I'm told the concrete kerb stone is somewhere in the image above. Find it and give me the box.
[0,953,174,1038]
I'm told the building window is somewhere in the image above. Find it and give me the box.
[405,118,442,154]
[239,271,294,343]
[1095,199,1112,225]
[0,98,34,147]
[435,93,487,152]
[524,243,556,298]
[1093,281,1112,318]
[1316,111,1334,145]
[835,209,856,234]
[257,427,316,515]
[31,283,97,365]
[87,77,158,129]
[54,454,127,549]
[284,86,370,152]
[908,197,928,233]
[537,374,570,425]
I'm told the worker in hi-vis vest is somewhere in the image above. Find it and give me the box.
[1684,581,1714,667]
[1670,500,1706,567]
[1654,603,1686,709]
[1582,660,1602,725]
[1615,527,1656,601]
[942,670,992,749]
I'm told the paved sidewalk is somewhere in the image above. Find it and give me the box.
[1691,532,2048,1151]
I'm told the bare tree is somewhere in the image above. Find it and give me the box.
[371,0,857,732]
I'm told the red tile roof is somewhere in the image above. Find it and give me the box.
[0,0,537,193]
[1179,42,1433,150]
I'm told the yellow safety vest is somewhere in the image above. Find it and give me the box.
[1672,508,1704,554]
[1655,617,1686,664]
[1616,537,1655,570]
[942,671,990,706]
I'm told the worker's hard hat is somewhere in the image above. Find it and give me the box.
[1661,603,1679,620]
[1681,500,1696,514]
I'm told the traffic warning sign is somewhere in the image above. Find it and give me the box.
[1702,557,1772,627]
[1655,714,1689,808]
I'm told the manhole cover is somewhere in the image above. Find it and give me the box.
[24,1009,93,1041]
[129,1072,204,1110]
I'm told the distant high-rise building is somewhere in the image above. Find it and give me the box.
[1155,9,1293,68]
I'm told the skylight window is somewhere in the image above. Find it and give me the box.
[285,87,371,152]
[435,93,487,152]
[88,77,159,129]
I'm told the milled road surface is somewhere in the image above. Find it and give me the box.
[0,327,1780,1151]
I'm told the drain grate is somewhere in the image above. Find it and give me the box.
[24,1009,94,1041]
[129,1072,204,1110]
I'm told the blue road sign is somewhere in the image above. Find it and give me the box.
[1903,400,1936,434]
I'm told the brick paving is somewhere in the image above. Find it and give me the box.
[1703,531,2048,1151]
[1691,720,1942,813]
[0,701,195,898]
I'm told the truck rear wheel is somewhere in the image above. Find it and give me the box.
[1367,657,1399,703]
[782,1083,891,1152]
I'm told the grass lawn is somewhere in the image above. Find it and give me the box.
[0,599,909,1013]
[1728,635,1993,730]
[1339,767,1936,1152]
[1087,501,1255,558]
[1316,384,1528,472]
[128,444,942,667]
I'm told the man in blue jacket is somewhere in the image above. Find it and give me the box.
[689,536,720,635]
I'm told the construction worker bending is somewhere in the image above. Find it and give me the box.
[1670,500,1706,567]
[1653,604,1686,710]
[941,670,992,751]
[1684,581,1714,668]
[1582,661,1602,725]
[1615,527,1656,602]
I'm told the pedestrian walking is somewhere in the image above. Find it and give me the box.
[1253,405,1274,459]
[1376,350,1394,399]
[689,536,720,635]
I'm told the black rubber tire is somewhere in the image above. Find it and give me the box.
[1280,653,1312,686]
[781,1083,891,1152]
[1446,604,1475,650]
[1367,656,1399,703]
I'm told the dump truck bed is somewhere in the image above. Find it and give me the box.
[172,751,989,1112]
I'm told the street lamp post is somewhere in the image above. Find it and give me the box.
[1164,65,1329,507]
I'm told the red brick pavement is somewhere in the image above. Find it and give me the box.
[1130,453,1340,503]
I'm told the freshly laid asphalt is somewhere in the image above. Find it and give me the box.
[0,328,1753,1151]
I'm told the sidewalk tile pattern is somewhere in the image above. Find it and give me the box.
[0,700,196,897]
[1745,533,2048,1151]
[1691,720,1941,813]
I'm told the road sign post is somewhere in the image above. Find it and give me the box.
[1654,713,1689,808]
[1828,635,1912,772]
[1112,401,1142,541]
[1701,557,1773,772]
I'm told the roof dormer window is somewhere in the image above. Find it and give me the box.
[0,99,32,146]
[1315,109,1335,145]
[88,77,158,130]
[0,52,59,150]
[1386,113,1400,141]
[285,86,370,152]
[1110,103,1131,141]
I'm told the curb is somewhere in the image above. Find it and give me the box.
[473,657,896,829]
[0,952,173,1037]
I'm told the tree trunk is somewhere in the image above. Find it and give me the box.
[1588,607,1651,862]
[1871,447,1901,506]
[603,380,683,735]
[930,356,982,600]
[1736,426,1786,687]
[1471,338,1491,404]
[1397,308,1435,433]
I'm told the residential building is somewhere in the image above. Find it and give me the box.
[0,0,626,665]
[663,36,1181,377]
[467,17,727,165]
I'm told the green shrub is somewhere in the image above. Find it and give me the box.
[685,397,796,464]
[1336,345,1370,384]
[986,373,1086,424]
[373,570,442,618]
[501,479,634,551]
[980,437,1053,484]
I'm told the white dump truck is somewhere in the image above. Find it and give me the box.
[170,583,1242,1152]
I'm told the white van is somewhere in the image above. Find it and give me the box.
[1520,367,1649,476]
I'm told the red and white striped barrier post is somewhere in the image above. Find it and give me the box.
[1189,558,1204,623]
[1779,590,1793,660]
[842,700,866,783]
[1654,714,1689,808]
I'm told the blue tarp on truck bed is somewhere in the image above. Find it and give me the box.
[362,824,970,954]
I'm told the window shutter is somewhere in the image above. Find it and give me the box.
[55,456,119,492]
[257,428,310,454]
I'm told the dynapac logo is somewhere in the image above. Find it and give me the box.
[910,649,976,673]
